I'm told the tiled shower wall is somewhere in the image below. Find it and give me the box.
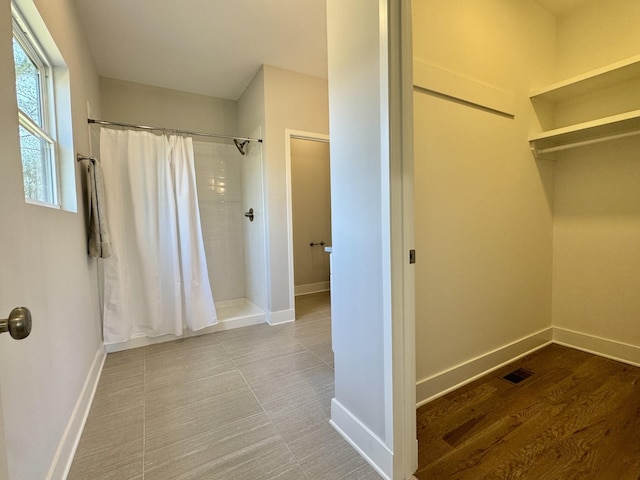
[193,141,245,302]
[240,134,267,311]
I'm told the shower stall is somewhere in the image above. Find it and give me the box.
[192,131,268,329]
[88,120,269,351]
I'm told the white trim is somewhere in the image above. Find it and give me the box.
[390,0,418,477]
[330,399,393,480]
[416,328,553,407]
[378,0,395,463]
[413,59,516,117]
[284,129,331,319]
[11,4,60,207]
[266,308,295,326]
[46,347,106,480]
[415,327,640,409]
[12,0,76,212]
[553,327,640,367]
[294,281,330,296]
[286,130,330,143]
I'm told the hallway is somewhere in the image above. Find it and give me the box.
[68,292,381,479]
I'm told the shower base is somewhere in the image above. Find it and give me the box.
[104,297,266,352]
[214,297,266,330]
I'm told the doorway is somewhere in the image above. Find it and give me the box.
[285,131,331,311]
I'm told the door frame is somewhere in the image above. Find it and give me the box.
[389,0,418,476]
[284,129,331,314]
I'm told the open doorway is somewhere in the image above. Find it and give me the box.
[285,130,332,311]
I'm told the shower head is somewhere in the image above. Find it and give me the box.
[234,139,249,156]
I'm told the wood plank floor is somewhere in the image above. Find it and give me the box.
[415,344,640,480]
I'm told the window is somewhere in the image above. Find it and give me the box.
[12,7,58,206]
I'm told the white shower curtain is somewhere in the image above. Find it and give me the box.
[100,128,217,344]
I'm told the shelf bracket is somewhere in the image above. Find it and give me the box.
[529,143,556,161]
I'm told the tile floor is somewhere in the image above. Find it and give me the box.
[68,292,382,480]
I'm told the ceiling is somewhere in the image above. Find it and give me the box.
[73,0,593,102]
[73,0,328,100]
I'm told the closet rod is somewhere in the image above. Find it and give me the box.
[533,129,640,155]
[87,119,262,144]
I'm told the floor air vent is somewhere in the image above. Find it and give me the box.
[502,368,534,384]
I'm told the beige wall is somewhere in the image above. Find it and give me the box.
[556,0,640,78]
[100,77,238,135]
[413,0,556,393]
[290,139,331,292]
[552,0,640,348]
[0,0,103,477]
[413,0,557,93]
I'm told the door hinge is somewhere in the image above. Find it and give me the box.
[409,249,416,264]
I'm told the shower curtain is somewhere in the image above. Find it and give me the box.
[100,128,217,344]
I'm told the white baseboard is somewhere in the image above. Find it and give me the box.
[416,328,553,407]
[330,398,393,480]
[47,346,106,480]
[553,327,640,367]
[267,309,295,326]
[415,326,640,409]
[295,282,330,296]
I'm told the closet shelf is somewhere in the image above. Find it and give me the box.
[529,54,640,156]
[529,110,640,155]
[530,54,640,103]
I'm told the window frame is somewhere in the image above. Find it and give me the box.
[12,5,60,208]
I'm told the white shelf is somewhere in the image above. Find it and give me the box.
[530,54,640,103]
[529,55,640,156]
[529,110,640,155]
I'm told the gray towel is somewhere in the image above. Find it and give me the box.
[84,158,112,258]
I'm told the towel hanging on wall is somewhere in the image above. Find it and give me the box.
[79,155,112,258]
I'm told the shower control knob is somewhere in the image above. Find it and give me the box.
[0,307,32,340]
[244,208,254,222]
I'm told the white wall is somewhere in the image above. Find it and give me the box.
[552,0,640,351]
[412,0,556,402]
[326,0,401,477]
[0,0,103,477]
[237,67,266,141]
[262,66,329,318]
[291,139,331,294]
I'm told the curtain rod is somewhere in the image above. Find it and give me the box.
[87,118,262,143]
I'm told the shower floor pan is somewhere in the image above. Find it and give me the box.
[214,297,266,330]
[104,298,266,352]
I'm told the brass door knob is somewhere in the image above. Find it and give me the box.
[0,307,32,340]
